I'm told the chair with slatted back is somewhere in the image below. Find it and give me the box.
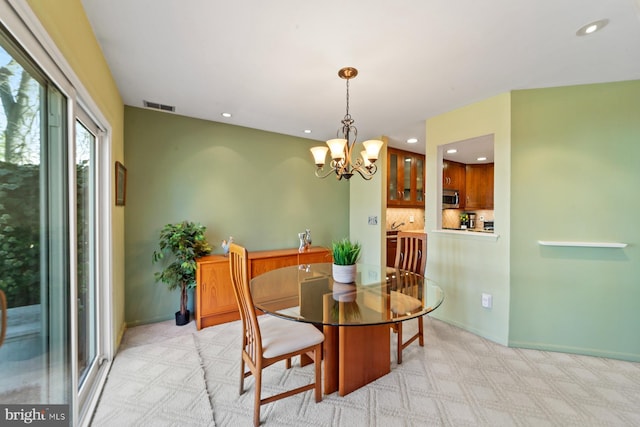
[228,243,324,427]
[391,232,427,364]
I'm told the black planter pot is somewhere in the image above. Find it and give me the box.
[175,310,190,326]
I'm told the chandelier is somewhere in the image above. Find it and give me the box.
[310,67,384,180]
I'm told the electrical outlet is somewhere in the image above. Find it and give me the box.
[409,215,415,223]
[479,215,485,221]
[481,293,492,308]
[368,216,378,225]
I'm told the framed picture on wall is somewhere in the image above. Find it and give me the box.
[115,161,127,206]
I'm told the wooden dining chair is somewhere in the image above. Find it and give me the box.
[228,243,324,427]
[391,232,427,364]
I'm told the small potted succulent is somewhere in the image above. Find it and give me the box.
[152,220,212,325]
[331,237,361,283]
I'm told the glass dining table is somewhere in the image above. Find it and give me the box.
[250,262,444,396]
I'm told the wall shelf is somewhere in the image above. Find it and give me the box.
[537,241,627,248]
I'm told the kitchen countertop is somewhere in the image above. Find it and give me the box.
[386,229,425,237]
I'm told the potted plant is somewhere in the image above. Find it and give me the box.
[331,237,361,283]
[152,221,212,325]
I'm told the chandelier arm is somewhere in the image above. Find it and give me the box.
[353,163,377,180]
[315,166,337,179]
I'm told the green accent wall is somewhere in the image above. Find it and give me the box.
[509,80,640,361]
[124,107,349,325]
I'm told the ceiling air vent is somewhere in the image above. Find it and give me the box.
[143,100,175,112]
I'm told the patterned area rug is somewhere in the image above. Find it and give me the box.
[93,318,640,426]
[195,319,640,426]
[91,332,214,426]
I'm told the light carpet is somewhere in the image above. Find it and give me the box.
[92,318,640,426]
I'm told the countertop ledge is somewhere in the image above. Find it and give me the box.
[431,229,500,241]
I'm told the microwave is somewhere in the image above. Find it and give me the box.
[443,189,459,209]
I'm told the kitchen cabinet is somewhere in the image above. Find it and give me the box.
[465,163,494,209]
[387,148,425,207]
[443,160,465,191]
[195,246,331,330]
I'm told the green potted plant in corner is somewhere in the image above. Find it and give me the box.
[152,220,212,326]
[331,237,362,283]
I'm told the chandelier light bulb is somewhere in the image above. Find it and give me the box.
[310,146,328,166]
[327,138,347,160]
[362,139,383,161]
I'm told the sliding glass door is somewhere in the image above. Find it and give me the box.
[0,17,109,425]
[0,33,69,405]
[75,115,100,408]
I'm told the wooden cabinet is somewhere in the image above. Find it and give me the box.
[465,163,494,209]
[443,159,466,208]
[443,160,465,190]
[195,255,237,330]
[195,246,332,330]
[387,148,425,207]
[249,247,332,278]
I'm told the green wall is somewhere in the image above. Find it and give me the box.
[509,80,640,361]
[426,93,512,345]
[124,107,349,325]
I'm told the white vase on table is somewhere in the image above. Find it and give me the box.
[332,264,356,284]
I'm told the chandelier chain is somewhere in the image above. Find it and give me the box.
[345,78,350,119]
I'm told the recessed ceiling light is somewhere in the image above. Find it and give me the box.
[576,19,609,36]
[221,112,232,118]
[446,149,457,154]
[304,129,312,134]
[407,138,418,144]
[477,156,487,161]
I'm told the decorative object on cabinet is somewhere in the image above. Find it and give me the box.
[221,236,233,256]
[387,148,425,207]
[331,237,361,283]
[298,233,307,252]
[310,67,384,181]
[298,229,311,252]
[152,221,212,326]
[195,246,332,330]
[115,161,127,206]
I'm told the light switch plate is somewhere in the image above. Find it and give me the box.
[368,216,378,225]
[481,293,492,308]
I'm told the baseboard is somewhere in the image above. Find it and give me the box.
[125,314,175,328]
[429,314,508,347]
[509,340,640,363]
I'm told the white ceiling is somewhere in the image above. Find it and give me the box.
[81,0,640,155]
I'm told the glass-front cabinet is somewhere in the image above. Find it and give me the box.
[387,148,425,207]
